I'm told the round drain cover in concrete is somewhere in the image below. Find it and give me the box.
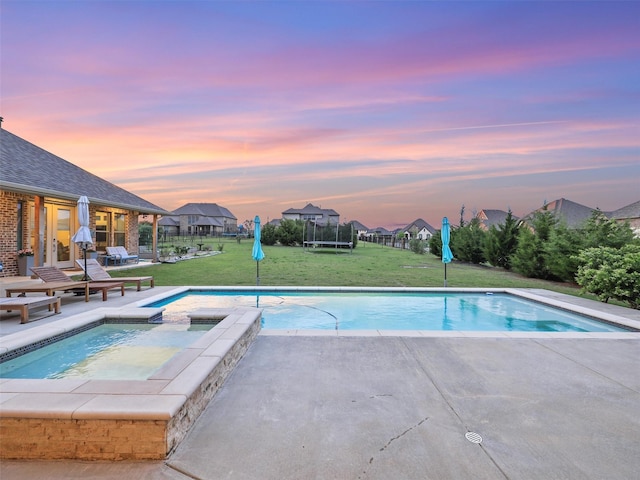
[465,431,482,444]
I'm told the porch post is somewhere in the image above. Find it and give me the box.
[34,195,45,267]
[152,214,158,263]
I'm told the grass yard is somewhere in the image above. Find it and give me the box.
[110,239,588,298]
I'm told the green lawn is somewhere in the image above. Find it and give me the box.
[110,239,590,299]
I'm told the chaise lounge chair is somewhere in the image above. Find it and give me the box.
[26,266,124,301]
[76,258,154,291]
[105,246,139,265]
[0,296,62,323]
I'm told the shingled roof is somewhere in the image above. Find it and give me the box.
[172,202,236,219]
[477,209,519,230]
[0,128,168,215]
[609,200,640,220]
[350,220,369,231]
[525,198,595,228]
[401,218,437,234]
[282,203,339,216]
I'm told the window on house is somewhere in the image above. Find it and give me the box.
[95,212,110,249]
[114,213,126,246]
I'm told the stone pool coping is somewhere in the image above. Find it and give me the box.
[0,296,262,460]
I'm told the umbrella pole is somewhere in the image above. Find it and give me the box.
[256,261,260,286]
[444,263,447,288]
[83,245,88,281]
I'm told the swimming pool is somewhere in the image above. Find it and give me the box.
[145,289,630,333]
[0,322,213,380]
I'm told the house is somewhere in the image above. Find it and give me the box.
[366,226,394,244]
[399,218,437,241]
[523,198,596,228]
[281,203,340,225]
[476,209,519,231]
[159,203,237,237]
[350,220,369,240]
[608,199,640,237]
[0,125,169,276]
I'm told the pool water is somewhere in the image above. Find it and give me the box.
[147,291,627,332]
[0,323,212,380]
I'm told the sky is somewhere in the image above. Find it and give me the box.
[1,1,639,229]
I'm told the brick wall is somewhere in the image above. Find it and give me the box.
[0,418,167,460]
[0,190,30,276]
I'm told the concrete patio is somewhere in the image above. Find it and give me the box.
[1,283,639,479]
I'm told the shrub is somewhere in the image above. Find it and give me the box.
[409,238,426,254]
[574,245,640,309]
[277,219,303,246]
[429,233,442,258]
[261,223,278,246]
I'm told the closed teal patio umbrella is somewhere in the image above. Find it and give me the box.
[441,217,453,287]
[252,215,265,286]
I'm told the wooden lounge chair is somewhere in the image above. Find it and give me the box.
[105,246,139,265]
[76,258,154,291]
[6,280,90,302]
[0,296,61,323]
[28,266,125,302]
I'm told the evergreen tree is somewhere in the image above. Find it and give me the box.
[451,217,486,264]
[429,231,442,258]
[512,209,557,279]
[582,210,636,249]
[483,209,520,270]
[276,219,303,246]
[544,222,583,282]
[261,223,278,246]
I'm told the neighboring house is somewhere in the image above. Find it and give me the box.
[523,198,596,228]
[159,203,237,237]
[608,199,640,237]
[366,226,394,243]
[350,220,369,239]
[476,209,519,231]
[400,218,437,241]
[281,203,340,225]
[0,126,168,277]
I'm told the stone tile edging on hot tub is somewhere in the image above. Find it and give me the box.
[0,300,262,460]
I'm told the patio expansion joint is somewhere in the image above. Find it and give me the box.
[533,339,640,395]
[396,336,511,479]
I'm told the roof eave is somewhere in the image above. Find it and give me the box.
[0,181,170,216]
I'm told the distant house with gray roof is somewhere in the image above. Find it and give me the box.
[366,226,394,244]
[159,203,237,237]
[608,199,640,236]
[350,220,369,239]
[400,218,437,241]
[0,125,168,276]
[476,209,519,231]
[523,198,596,228]
[282,203,339,226]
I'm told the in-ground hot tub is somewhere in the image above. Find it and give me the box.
[0,300,261,460]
